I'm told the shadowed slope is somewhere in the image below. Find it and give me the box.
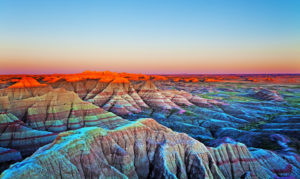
[0,113,57,156]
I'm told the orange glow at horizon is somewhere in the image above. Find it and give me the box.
[1,39,299,74]
[1,57,299,75]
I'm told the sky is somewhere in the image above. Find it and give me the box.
[0,0,299,74]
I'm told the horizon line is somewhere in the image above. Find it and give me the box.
[0,71,300,76]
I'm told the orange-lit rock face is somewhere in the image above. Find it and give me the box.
[152,75,168,81]
[184,78,199,82]
[120,73,149,80]
[36,71,154,84]
[99,76,114,83]
[64,76,84,82]
[110,77,130,83]
[8,77,47,88]
[4,72,300,86]
[11,79,20,83]
[247,77,259,82]
[204,78,222,82]
[42,76,61,83]
[173,78,181,82]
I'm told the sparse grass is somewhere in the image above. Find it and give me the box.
[280,90,300,114]
[239,113,278,131]
[224,95,260,102]
[197,93,222,100]
[196,91,259,102]
[239,121,267,131]
[184,110,198,117]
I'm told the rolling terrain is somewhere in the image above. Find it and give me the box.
[0,71,299,178]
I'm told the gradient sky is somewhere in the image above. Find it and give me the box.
[0,0,299,74]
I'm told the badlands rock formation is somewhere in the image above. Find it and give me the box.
[50,77,150,116]
[251,88,284,102]
[0,147,22,172]
[8,77,47,88]
[86,77,149,115]
[51,78,189,116]
[0,72,299,177]
[0,85,132,170]
[5,88,128,133]
[0,77,52,101]
[2,119,299,179]
[134,80,180,110]
[0,112,57,155]
[0,147,22,163]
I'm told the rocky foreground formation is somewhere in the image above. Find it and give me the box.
[2,119,299,179]
[0,112,57,156]
[0,112,56,172]
[0,84,132,171]
[4,88,128,133]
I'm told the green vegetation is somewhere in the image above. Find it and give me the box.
[196,91,259,102]
[197,93,222,100]
[184,110,198,117]
[239,113,278,131]
[239,121,267,131]
[278,90,300,114]
[167,108,180,118]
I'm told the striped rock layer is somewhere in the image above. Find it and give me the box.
[51,78,190,116]
[3,118,297,179]
[208,143,273,178]
[252,88,284,102]
[134,80,180,110]
[0,147,23,173]
[250,148,300,178]
[6,88,129,133]
[50,78,150,116]
[53,79,186,115]
[50,79,228,116]
[86,78,149,116]
[161,89,227,108]
[0,86,52,101]
[0,147,22,163]
[50,78,99,99]
[0,77,52,101]
[0,112,57,156]
[0,87,132,171]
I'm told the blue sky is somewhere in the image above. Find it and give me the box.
[0,0,299,74]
